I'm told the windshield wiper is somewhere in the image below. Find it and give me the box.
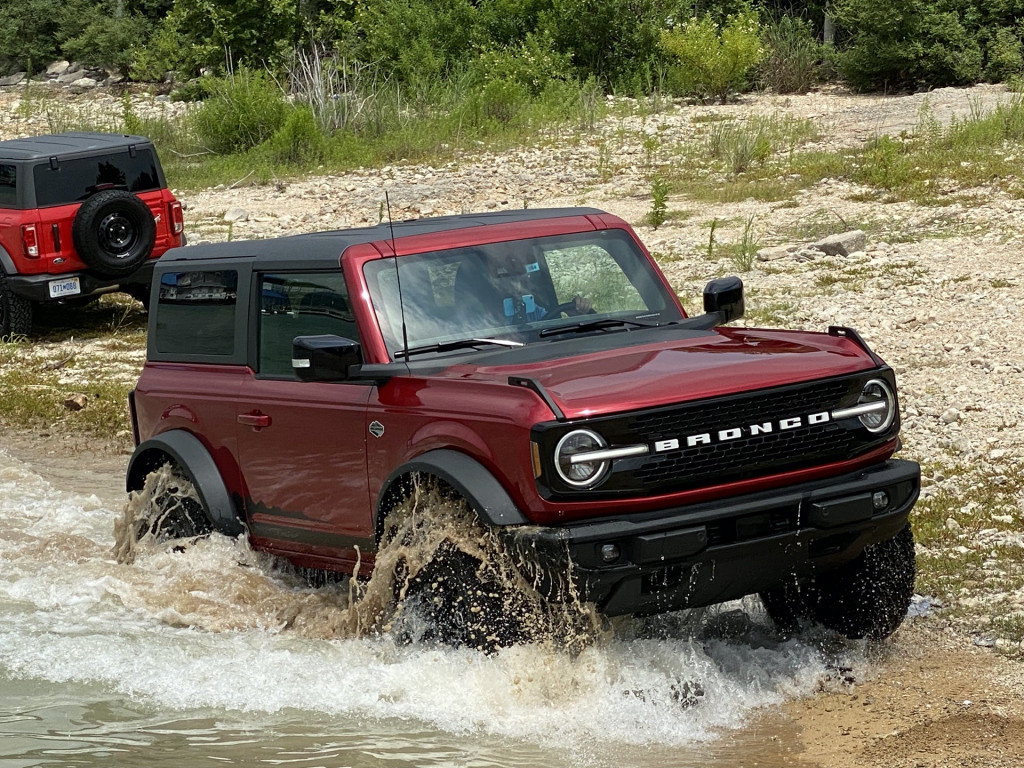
[538,318,665,338]
[396,337,525,359]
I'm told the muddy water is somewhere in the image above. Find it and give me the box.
[0,446,874,767]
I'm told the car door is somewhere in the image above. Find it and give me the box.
[236,270,374,568]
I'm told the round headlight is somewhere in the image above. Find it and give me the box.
[555,429,609,488]
[858,378,896,433]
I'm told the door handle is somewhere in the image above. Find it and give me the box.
[237,412,272,428]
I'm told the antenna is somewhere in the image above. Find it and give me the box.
[385,191,409,360]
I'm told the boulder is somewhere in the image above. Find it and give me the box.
[812,230,867,257]
[0,72,26,87]
[69,77,99,89]
[756,244,795,261]
[45,60,71,76]
[56,68,85,84]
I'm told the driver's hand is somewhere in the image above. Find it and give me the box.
[573,294,592,313]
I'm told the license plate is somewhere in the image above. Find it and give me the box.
[48,277,81,298]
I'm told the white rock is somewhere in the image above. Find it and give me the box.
[45,60,71,76]
[812,230,867,257]
[224,208,250,223]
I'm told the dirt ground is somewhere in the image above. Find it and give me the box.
[2,81,1024,764]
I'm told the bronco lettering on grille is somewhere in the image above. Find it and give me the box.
[653,411,831,452]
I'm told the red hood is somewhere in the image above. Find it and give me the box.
[445,327,879,420]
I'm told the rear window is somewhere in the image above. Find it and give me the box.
[0,164,16,208]
[33,148,161,207]
[154,270,238,357]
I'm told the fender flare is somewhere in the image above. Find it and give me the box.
[375,449,528,540]
[0,244,16,276]
[126,430,244,536]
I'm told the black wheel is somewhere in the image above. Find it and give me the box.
[382,486,535,652]
[72,190,156,278]
[115,462,213,563]
[761,524,916,640]
[0,268,32,338]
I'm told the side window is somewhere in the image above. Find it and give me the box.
[154,270,239,357]
[33,149,161,207]
[258,272,356,378]
[0,164,17,208]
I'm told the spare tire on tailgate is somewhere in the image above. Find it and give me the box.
[72,190,156,278]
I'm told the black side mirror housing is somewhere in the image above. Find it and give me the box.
[292,335,362,381]
[703,276,745,324]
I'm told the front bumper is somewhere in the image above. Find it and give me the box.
[505,459,920,616]
[6,259,156,302]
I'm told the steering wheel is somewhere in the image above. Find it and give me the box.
[542,301,596,320]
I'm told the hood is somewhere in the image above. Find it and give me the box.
[442,327,879,420]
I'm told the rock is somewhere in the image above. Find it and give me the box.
[945,517,962,532]
[69,77,99,89]
[45,60,71,76]
[941,408,960,424]
[756,244,795,261]
[812,230,867,257]
[224,208,250,223]
[63,394,88,411]
[56,68,85,85]
[0,72,26,87]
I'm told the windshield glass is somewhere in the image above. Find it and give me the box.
[363,229,683,359]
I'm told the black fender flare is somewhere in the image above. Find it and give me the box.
[375,449,528,540]
[0,244,15,276]
[126,430,244,536]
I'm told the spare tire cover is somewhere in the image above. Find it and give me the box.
[72,190,156,278]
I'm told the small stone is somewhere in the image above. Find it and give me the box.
[63,394,88,411]
[945,517,962,532]
[940,408,960,424]
[224,208,249,223]
[69,77,98,89]
[756,244,794,261]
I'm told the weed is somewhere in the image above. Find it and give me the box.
[648,175,670,228]
[731,214,758,271]
[706,219,719,259]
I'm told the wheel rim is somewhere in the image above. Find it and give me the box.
[98,212,137,256]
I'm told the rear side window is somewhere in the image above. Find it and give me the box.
[0,164,16,208]
[258,272,356,377]
[154,270,239,357]
[33,149,161,207]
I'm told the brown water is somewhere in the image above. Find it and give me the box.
[0,446,873,767]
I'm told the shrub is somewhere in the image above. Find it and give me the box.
[986,27,1024,83]
[759,15,823,94]
[468,32,572,95]
[660,9,764,103]
[266,106,326,165]
[836,0,983,90]
[0,0,86,73]
[192,68,288,154]
[62,6,151,74]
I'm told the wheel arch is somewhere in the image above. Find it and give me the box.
[126,429,244,536]
[374,449,528,542]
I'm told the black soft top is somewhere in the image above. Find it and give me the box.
[0,132,154,161]
[160,207,607,268]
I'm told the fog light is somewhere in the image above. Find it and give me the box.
[872,491,889,510]
[600,543,620,563]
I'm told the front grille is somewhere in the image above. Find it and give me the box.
[536,370,898,498]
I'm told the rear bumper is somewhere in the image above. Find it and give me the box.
[6,259,156,302]
[505,459,920,616]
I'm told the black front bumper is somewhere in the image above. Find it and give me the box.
[7,260,155,302]
[506,459,920,617]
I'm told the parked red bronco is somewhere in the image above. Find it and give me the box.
[126,208,919,645]
[0,132,184,337]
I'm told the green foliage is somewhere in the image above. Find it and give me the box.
[759,15,824,94]
[647,175,670,228]
[468,32,572,94]
[62,2,151,74]
[986,27,1024,82]
[0,0,87,73]
[660,9,765,103]
[192,68,288,154]
[266,106,326,165]
[836,0,983,90]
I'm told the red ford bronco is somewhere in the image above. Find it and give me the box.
[0,132,184,337]
[126,208,919,644]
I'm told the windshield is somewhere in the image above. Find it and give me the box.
[363,229,683,359]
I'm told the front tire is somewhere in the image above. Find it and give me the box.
[761,524,916,640]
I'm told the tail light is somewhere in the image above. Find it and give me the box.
[169,201,184,236]
[21,224,39,258]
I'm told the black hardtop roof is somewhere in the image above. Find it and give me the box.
[0,132,154,161]
[159,207,608,267]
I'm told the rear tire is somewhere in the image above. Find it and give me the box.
[761,524,916,640]
[72,190,156,278]
[0,269,32,338]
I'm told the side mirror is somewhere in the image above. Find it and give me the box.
[703,276,744,324]
[292,335,361,381]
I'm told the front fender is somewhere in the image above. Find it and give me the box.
[126,429,244,536]
[375,449,528,540]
